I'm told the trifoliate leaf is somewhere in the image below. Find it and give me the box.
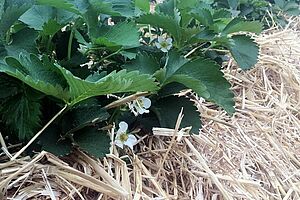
[222,18,263,34]
[228,35,259,70]
[0,92,41,140]
[152,96,201,133]
[74,127,111,158]
[93,22,140,48]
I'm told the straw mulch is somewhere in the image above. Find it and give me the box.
[1,19,300,200]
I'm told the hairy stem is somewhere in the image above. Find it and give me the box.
[67,28,74,60]
[98,48,123,63]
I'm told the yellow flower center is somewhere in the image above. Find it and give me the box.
[119,133,129,142]
[160,41,169,48]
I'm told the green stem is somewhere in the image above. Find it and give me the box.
[98,48,123,63]
[67,28,74,60]
[46,35,53,54]
[203,42,216,54]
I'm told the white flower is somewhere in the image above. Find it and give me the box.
[155,36,173,52]
[129,96,151,116]
[114,121,137,150]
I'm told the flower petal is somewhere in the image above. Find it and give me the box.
[142,97,151,109]
[124,134,137,149]
[118,121,128,132]
[115,140,124,149]
[166,37,173,44]
[160,47,168,52]
[157,36,164,43]
[128,134,138,143]
[137,107,146,114]
[166,44,172,50]
[129,103,134,109]
[155,42,162,49]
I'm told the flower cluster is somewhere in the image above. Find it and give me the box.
[113,96,153,151]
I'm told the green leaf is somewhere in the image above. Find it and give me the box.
[3,28,38,58]
[58,67,159,106]
[93,22,140,48]
[227,0,238,9]
[42,19,62,36]
[36,0,81,14]
[0,1,4,17]
[62,99,110,134]
[137,13,181,43]
[283,2,300,15]
[0,2,33,39]
[19,5,75,33]
[152,96,201,133]
[213,9,231,19]
[191,9,213,26]
[135,0,150,13]
[164,50,188,79]
[194,28,216,41]
[0,92,41,140]
[123,52,160,75]
[228,35,259,70]
[166,74,209,98]
[164,52,235,114]
[19,5,53,30]
[2,54,68,101]
[156,0,181,23]
[274,0,285,8]
[2,54,158,106]
[106,0,134,17]
[158,82,187,98]
[74,127,111,158]
[40,124,72,156]
[88,0,135,17]
[0,74,21,99]
[222,18,263,34]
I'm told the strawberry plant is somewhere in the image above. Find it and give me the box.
[214,0,300,27]
[0,0,262,157]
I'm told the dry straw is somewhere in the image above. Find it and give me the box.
[1,17,300,199]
